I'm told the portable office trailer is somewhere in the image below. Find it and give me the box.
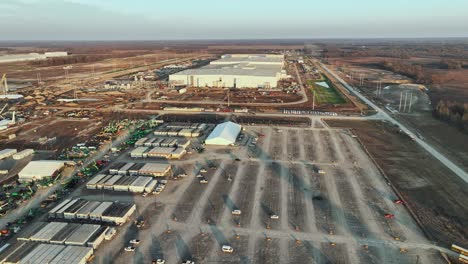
[129,176,152,193]
[76,201,101,220]
[102,175,122,190]
[144,179,158,193]
[0,149,17,160]
[128,163,145,175]
[64,200,89,220]
[134,137,148,147]
[153,137,164,146]
[30,222,68,242]
[48,199,72,218]
[118,163,134,175]
[144,138,156,147]
[89,202,112,221]
[101,203,136,225]
[16,222,48,241]
[113,176,137,192]
[86,226,108,249]
[20,244,65,264]
[95,175,113,189]
[55,199,79,219]
[49,245,94,264]
[108,162,125,175]
[86,174,107,189]
[65,224,100,246]
[139,162,171,177]
[12,149,34,160]
[49,223,80,244]
[130,147,149,158]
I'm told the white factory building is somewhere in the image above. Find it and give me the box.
[0,52,68,63]
[169,54,286,89]
[205,121,241,146]
[18,160,65,182]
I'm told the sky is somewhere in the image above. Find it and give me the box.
[0,0,467,40]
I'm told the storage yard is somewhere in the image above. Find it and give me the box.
[0,115,462,264]
[0,43,465,264]
[46,118,446,264]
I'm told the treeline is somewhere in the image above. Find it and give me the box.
[29,55,106,66]
[381,60,430,83]
[28,51,149,67]
[433,100,468,133]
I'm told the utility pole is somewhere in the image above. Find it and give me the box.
[408,93,413,113]
[403,92,408,112]
[312,90,316,110]
[399,91,403,112]
[37,72,42,87]
[359,74,364,87]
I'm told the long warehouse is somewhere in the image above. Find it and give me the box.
[169,54,287,89]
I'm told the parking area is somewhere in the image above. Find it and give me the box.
[91,118,445,264]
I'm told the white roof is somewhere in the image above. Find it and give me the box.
[172,54,284,78]
[205,121,241,146]
[18,160,65,180]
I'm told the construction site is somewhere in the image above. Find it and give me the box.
[0,42,467,264]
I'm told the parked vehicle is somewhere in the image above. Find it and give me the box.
[222,245,234,253]
[124,246,135,252]
[231,210,242,215]
[129,239,140,245]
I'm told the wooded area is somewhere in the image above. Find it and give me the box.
[433,100,468,134]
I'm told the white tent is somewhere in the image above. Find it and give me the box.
[205,121,241,146]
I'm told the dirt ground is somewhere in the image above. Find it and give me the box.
[325,119,468,248]
[398,112,468,172]
[82,119,444,263]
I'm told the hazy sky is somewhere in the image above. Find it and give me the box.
[1,0,468,40]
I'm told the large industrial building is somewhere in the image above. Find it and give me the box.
[169,54,286,89]
[205,121,242,146]
[18,160,65,182]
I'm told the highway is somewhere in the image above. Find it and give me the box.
[320,62,468,184]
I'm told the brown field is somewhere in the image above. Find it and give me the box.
[325,119,468,248]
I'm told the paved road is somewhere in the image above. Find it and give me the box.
[319,61,468,184]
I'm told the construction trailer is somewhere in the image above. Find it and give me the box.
[85,174,107,189]
[144,179,158,193]
[49,245,94,264]
[129,176,152,193]
[63,199,89,220]
[108,162,125,175]
[101,203,136,225]
[138,162,172,177]
[64,224,101,246]
[128,163,145,176]
[134,137,148,147]
[130,147,149,158]
[89,202,113,221]
[117,163,135,175]
[12,149,34,160]
[75,201,101,220]
[0,149,17,160]
[102,175,122,190]
[29,222,68,243]
[86,226,109,249]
